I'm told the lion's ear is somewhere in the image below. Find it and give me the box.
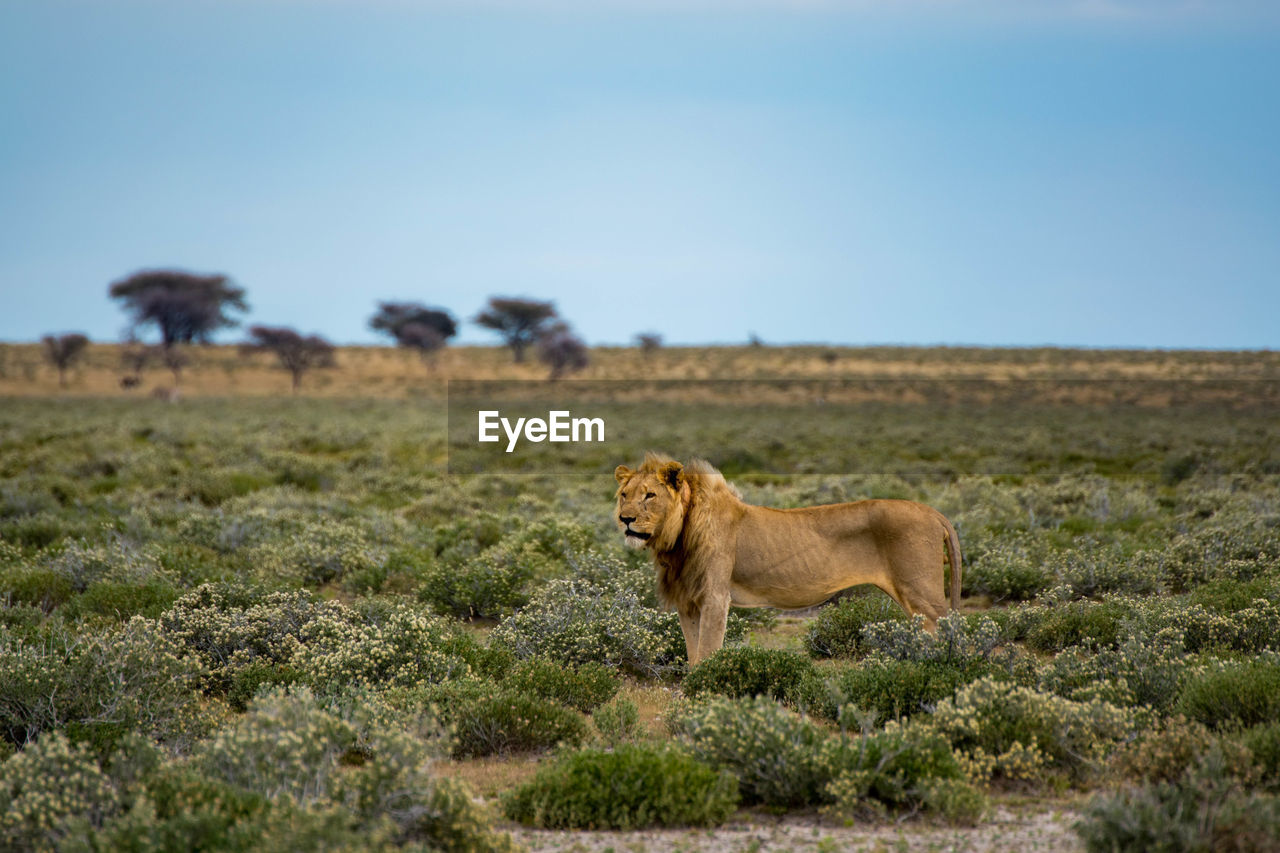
[614,465,634,485]
[659,461,684,490]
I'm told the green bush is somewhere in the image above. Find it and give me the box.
[1243,722,1280,794]
[683,647,820,707]
[593,698,641,748]
[0,567,75,612]
[503,658,620,714]
[1038,630,1189,711]
[824,724,975,821]
[503,746,739,829]
[417,544,533,619]
[674,695,832,808]
[65,577,180,621]
[1175,660,1280,731]
[159,584,325,695]
[430,682,589,759]
[803,592,906,659]
[1023,598,1129,653]
[1076,751,1280,853]
[825,658,985,726]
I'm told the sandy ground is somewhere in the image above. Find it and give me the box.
[505,804,1084,852]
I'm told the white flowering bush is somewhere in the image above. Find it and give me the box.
[673,695,833,807]
[247,520,387,587]
[193,686,515,850]
[0,617,210,755]
[291,602,474,692]
[160,584,323,695]
[0,731,122,850]
[490,576,686,677]
[922,676,1133,784]
[1038,628,1192,711]
[860,612,1002,666]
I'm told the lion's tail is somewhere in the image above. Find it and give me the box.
[942,517,963,610]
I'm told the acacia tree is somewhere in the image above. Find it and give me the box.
[42,333,89,388]
[109,270,248,348]
[536,323,589,380]
[368,302,457,363]
[242,326,335,393]
[473,297,557,363]
[635,332,663,359]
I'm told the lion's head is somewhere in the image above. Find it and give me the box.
[614,454,690,552]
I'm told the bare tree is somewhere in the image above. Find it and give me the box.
[109,270,248,348]
[473,297,557,363]
[42,333,89,388]
[536,322,589,380]
[369,302,456,364]
[242,326,335,392]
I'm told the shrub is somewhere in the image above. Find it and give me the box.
[1243,722,1280,794]
[0,731,122,849]
[1038,629,1189,711]
[292,601,475,692]
[674,696,832,807]
[0,617,210,755]
[1117,716,1225,785]
[803,592,906,659]
[247,520,386,586]
[502,658,620,714]
[1023,598,1129,653]
[965,539,1053,603]
[924,677,1132,784]
[430,682,589,759]
[1076,751,1280,853]
[489,570,748,677]
[503,746,739,829]
[824,724,976,821]
[65,577,180,621]
[417,544,533,619]
[683,647,820,707]
[160,584,324,695]
[1175,660,1280,731]
[593,698,641,748]
[825,658,985,726]
[0,567,75,612]
[196,686,515,850]
[858,612,1002,666]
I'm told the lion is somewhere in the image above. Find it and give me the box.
[614,453,963,665]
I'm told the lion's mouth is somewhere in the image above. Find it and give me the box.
[624,527,651,545]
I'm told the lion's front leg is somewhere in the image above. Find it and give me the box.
[694,594,730,665]
[678,607,701,666]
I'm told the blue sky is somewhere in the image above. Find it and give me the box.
[1,1,1277,348]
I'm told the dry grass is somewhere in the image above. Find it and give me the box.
[2,341,1277,400]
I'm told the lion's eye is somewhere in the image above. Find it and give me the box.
[644,492,656,500]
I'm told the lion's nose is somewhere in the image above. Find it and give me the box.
[618,515,636,525]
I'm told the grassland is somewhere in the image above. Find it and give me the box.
[1,344,1278,851]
